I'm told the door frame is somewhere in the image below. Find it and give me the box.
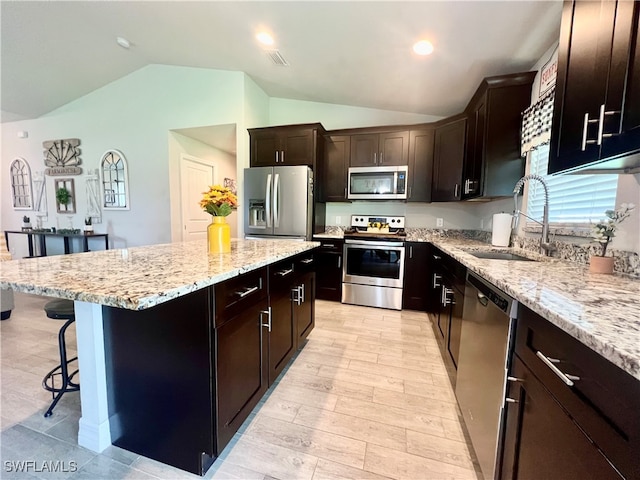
[179,153,216,242]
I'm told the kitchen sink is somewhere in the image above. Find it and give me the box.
[469,251,535,261]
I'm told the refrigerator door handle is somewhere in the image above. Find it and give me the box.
[273,173,280,228]
[265,173,272,228]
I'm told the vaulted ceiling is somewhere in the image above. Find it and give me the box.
[1,1,562,124]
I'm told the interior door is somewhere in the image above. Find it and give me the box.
[180,155,214,241]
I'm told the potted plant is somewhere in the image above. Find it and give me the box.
[84,217,94,234]
[200,185,238,253]
[589,203,635,274]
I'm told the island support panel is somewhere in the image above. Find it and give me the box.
[102,287,216,476]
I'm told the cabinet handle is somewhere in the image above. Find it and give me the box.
[337,256,342,269]
[442,287,455,306]
[409,246,413,258]
[275,151,279,163]
[281,150,285,163]
[433,255,441,260]
[260,307,272,332]
[535,351,581,386]
[597,104,621,143]
[507,376,523,383]
[379,152,383,164]
[300,283,305,303]
[505,397,518,404]
[433,273,442,288]
[276,267,294,277]
[344,187,347,198]
[235,285,258,298]
[408,186,412,199]
[373,152,377,164]
[291,286,302,305]
[454,184,460,198]
[300,257,314,264]
[581,112,600,150]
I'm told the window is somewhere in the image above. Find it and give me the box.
[10,158,33,209]
[100,150,130,210]
[527,145,618,224]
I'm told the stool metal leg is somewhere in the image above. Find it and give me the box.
[42,317,80,417]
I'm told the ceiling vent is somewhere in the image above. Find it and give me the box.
[265,49,289,66]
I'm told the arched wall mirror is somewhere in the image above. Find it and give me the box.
[100,150,130,210]
[10,158,33,209]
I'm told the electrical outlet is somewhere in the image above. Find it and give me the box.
[436,218,444,227]
[336,216,342,225]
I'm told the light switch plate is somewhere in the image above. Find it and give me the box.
[436,218,444,227]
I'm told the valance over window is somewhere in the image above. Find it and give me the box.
[521,88,555,156]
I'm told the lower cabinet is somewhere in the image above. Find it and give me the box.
[402,242,429,310]
[314,239,343,301]
[499,305,640,479]
[294,271,315,345]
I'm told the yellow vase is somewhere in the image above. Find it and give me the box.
[208,216,231,253]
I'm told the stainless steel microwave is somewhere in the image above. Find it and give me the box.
[347,165,408,200]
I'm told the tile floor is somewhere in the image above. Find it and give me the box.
[1,292,481,480]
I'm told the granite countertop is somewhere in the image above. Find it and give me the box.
[0,239,319,311]
[430,238,640,381]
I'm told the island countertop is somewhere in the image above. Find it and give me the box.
[0,239,320,310]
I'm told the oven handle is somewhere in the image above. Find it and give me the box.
[344,239,405,249]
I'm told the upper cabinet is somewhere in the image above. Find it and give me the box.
[350,131,409,167]
[464,72,536,199]
[432,115,467,202]
[549,0,640,174]
[407,127,435,202]
[321,134,350,202]
[249,123,325,168]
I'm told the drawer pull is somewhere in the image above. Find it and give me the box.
[505,397,518,404]
[536,351,581,387]
[300,258,314,264]
[276,267,294,277]
[235,286,259,298]
[433,273,442,288]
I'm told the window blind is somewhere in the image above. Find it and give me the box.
[527,145,618,224]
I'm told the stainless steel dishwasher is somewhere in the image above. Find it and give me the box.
[455,271,517,480]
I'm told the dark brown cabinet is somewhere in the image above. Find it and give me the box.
[249,123,325,168]
[350,130,409,167]
[549,0,640,174]
[268,259,298,383]
[407,128,434,202]
[402,242,429,310]
[499,305,640,479]
[432,115,467,202]
[294,271,315,345]
[463,72,535,199]
[322,135,350,201]
[314,239,343,302]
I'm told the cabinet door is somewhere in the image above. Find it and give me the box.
[464,99,486,199]
[426,247,443,317]
[402,242,429,310]
[215,300,269,453]
[294,272,315,346]
[499,356,622,480]
[602,0,640,161]
[269,289,296,383]
[432,117,466,202]
[408,129,434,202]
[350,134,379,166]
[251,131,279,167]
[282,129,315,166]
[379,131,409,166]
[446,285,463,368]
[549,1,617,173]
[314,241,343,302]
[322,135,350,201]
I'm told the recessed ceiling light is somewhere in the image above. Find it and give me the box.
[116,36,131,49]
[256,32,274,46]
[413,40,434,56]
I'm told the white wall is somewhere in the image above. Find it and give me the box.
[1,65,248,253]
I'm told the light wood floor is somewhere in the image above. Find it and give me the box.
[1,293,480,480]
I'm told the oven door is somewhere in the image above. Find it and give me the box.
[343,240,405,288]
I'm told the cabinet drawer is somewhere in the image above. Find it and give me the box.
[294,251,316,274]
[515,305,640,478]
[214,268,267,327]
[269,257,298,294]
[316,239,343,252]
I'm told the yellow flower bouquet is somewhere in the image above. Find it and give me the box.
[200,185,238,217]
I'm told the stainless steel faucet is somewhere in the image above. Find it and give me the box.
[512,174,555,256]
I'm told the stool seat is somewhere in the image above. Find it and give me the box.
[44,299,75,319]
[42,299,79,417]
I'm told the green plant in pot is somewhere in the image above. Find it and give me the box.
[56,187,71,206]
[84,216,93,234]
[589,203,635,274]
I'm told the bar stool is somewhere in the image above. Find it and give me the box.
[42,299,80,417]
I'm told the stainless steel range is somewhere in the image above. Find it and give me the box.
[342,215,406,310]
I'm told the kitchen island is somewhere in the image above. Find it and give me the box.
[0,239,319,475]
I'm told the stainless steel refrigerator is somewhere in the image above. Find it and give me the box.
[244,166,314,240]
